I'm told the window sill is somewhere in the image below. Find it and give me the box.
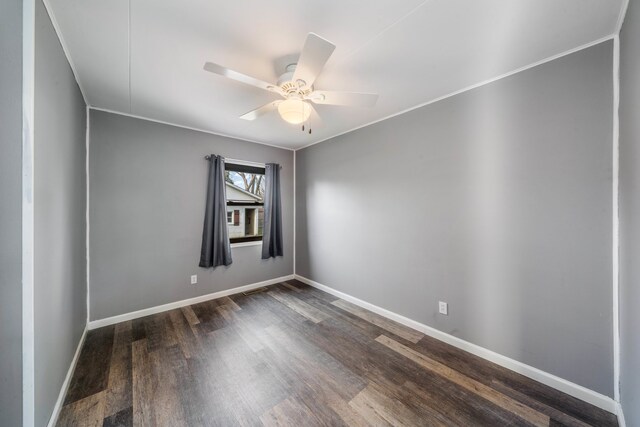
[230,240,262,248]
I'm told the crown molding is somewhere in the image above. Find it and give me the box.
[616,0,630,34]
[42,0,89,106]
[296,35,616,151]
[89,107,295,151]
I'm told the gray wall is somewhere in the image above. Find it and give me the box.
[620,1,640,423]
[296,41,614,396]
[34,1,88,425]
[89,110,294,320]
[0,0,23,424]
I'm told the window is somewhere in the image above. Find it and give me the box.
[225,162,265,244]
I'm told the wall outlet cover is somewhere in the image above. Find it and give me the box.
[439,301,448,315]
[190,274,197,285]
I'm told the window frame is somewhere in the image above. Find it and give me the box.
[226,210,235,225]
[225,162,265,245]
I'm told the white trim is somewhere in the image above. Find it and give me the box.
[616,0,630,34]
[295,35,616,151]
[46,327,88,427]
[22,0,36,423]
[41,0,89,105]
[41,4,621,155]
[616,401,627,427]
[612,35,621,404]
[89,107,295,151]
[88,274,294,329]
[86,106,91,323]
[294,274,618,414]
[230,240,262,248]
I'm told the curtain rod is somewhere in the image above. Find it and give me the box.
[204,155,281,169]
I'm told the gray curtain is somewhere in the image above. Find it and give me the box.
[261,163,283,259]
[199,155,232,268]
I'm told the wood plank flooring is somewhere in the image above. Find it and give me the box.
[57,280,618,426]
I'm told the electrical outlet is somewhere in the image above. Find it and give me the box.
[190,274,197,285]
[438,301,448,315]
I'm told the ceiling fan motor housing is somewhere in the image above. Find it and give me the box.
[278,64,312,99]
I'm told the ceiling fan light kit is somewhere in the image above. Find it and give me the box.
[278,99,311,124]
[203,32,379,132]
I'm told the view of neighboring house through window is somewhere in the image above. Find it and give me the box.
[225,162,265,243]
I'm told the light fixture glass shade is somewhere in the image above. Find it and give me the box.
[278,99,311,124]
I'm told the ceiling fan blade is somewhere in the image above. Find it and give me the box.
[204,62,283,96]
[239,100,282,121]
[308,103,323,128]
[292,33,336,88]
[308,91,378,107]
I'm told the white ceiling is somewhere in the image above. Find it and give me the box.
[47,0,624,150]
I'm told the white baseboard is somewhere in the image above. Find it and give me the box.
[88,275,294,330]
[294,274,618,414]
[616,402,627,427]
[47,325,88,427]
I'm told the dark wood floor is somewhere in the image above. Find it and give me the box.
[58,280,618,426]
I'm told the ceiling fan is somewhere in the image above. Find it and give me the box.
[203,33,378,132]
